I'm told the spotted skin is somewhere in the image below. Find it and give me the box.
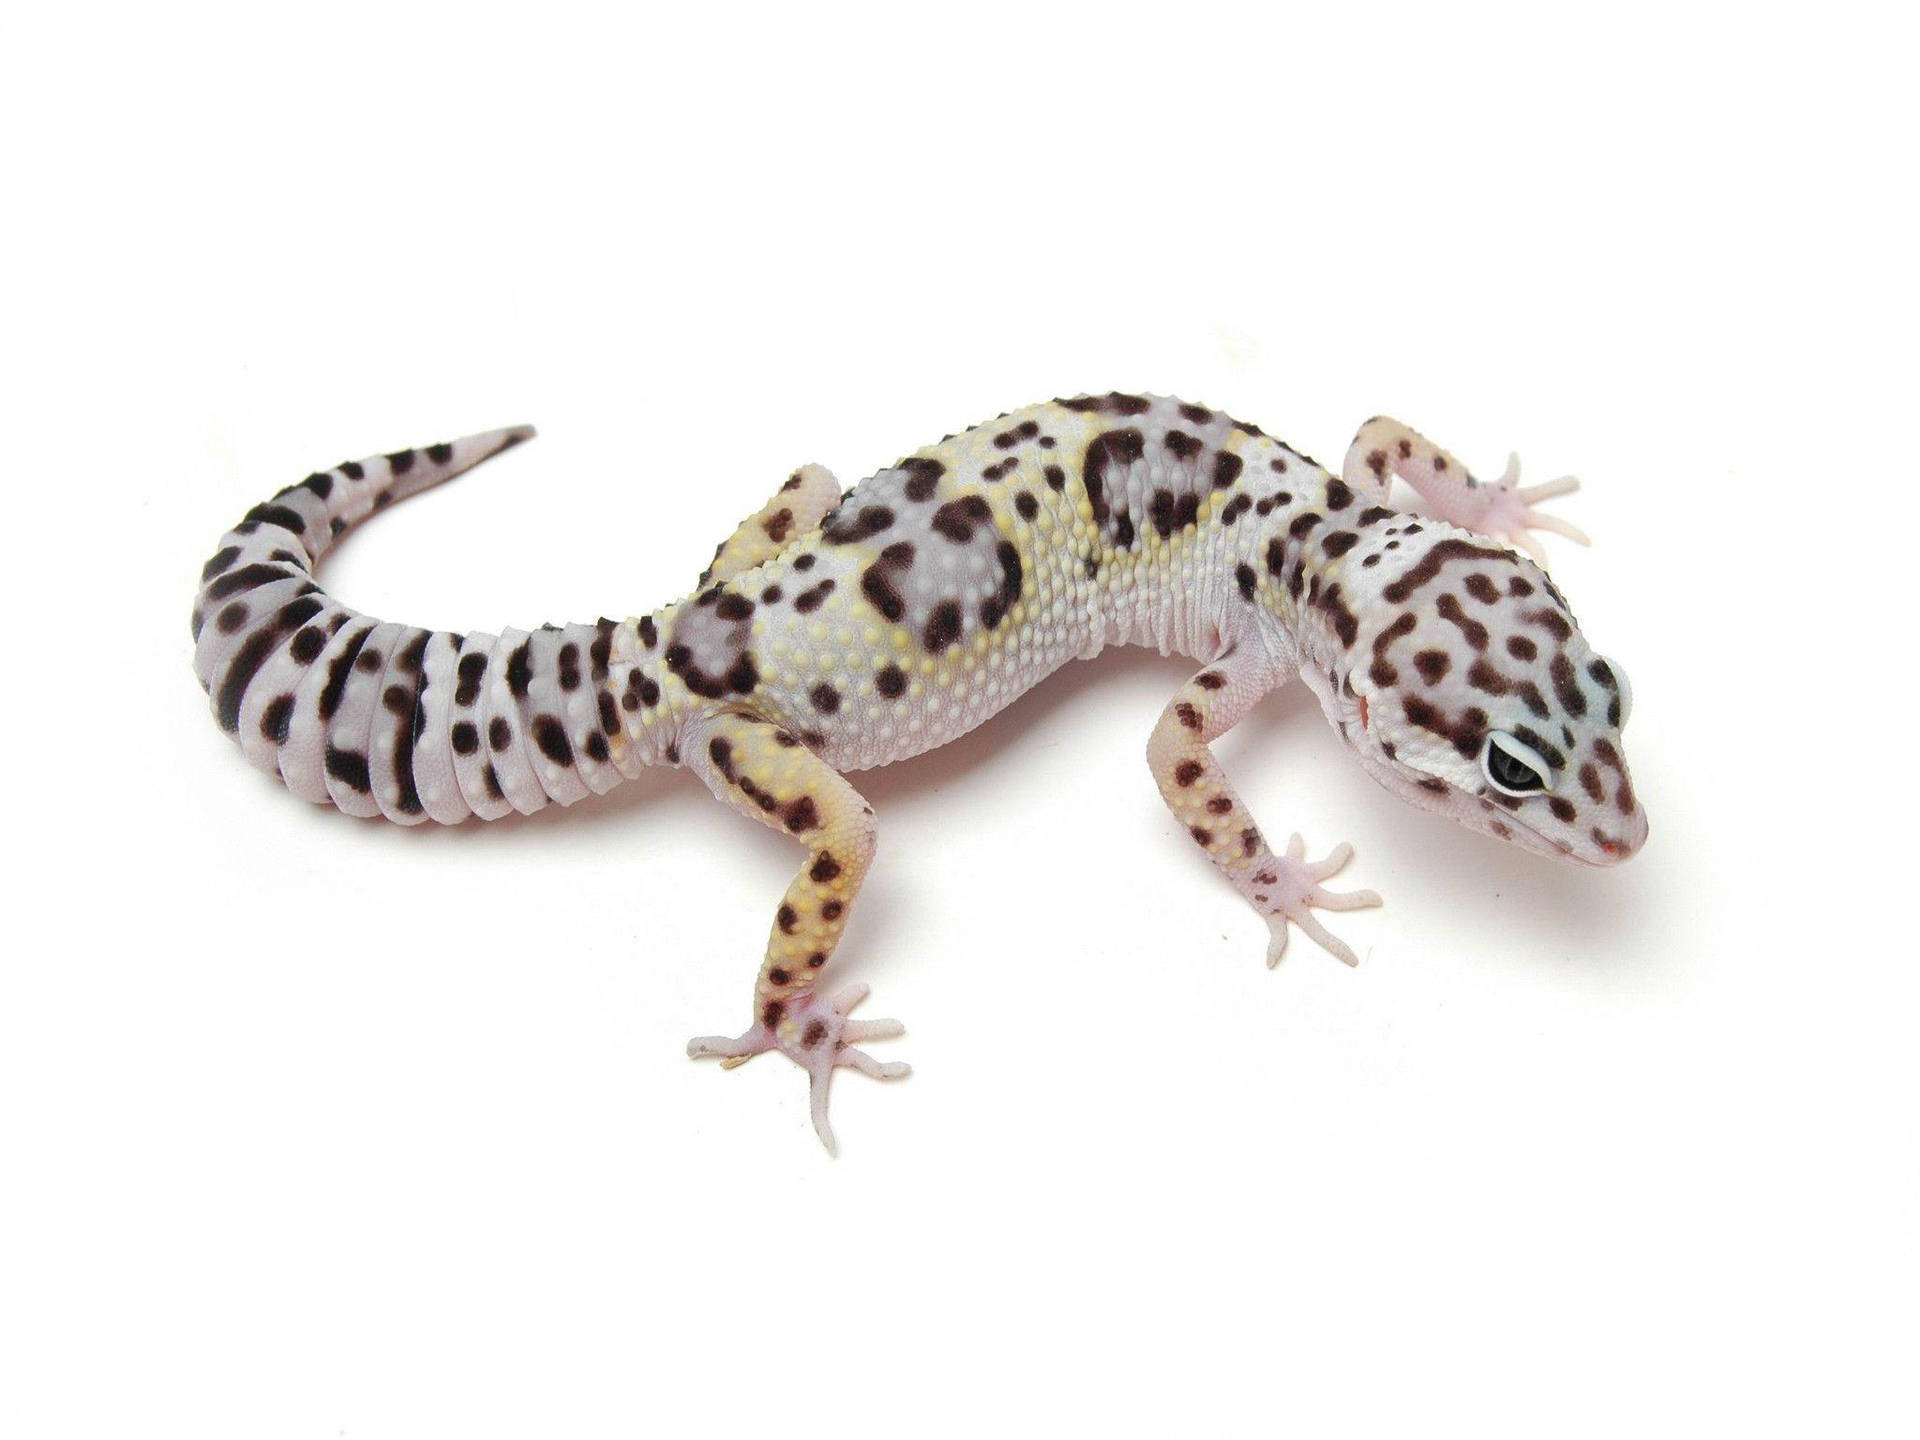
[194,397,1645,1151]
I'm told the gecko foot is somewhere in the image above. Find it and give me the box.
[1461,453,1589,564]
[687,983,910,1155]
[1256,835,1383,969]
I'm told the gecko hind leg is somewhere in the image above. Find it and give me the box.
[1342,417,1587,564]
[681,705,908,1154]
[1147,646,1383,967]
[697,463,842,586]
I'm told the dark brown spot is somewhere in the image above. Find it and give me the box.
[901,457,944,501]
[1551,653,1588,716]
[531,716,573,766]
[924,600,963,653]
[1525,607,1574,642]
[1058,391,1152,415]
[823,504,896,544]
[1436,594,1490,650]
[1382,538,1513,604]
[1402,695,1489,758]
[1080,428,1145,523]
[793,579,836,614]
[931,494,993,543]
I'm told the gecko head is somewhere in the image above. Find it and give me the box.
[1310,527,1647,867]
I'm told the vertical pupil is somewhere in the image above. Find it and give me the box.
[1493,746,1538,790]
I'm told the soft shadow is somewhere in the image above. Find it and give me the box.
[276,639,1667,977]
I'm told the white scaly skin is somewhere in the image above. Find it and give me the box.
[194,394,1645,1151]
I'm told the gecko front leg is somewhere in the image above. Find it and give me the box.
[1342,417,1587,563]
[1147,645,1382,967]
[681,706,908,1153]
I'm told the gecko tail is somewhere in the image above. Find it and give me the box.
[192,424,653,827]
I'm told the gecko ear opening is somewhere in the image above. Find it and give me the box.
[1483,732,1552,796]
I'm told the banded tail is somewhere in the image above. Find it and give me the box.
[193,427,648,824]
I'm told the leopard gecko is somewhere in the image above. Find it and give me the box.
[193,394,1646,1151]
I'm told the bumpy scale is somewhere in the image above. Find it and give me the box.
[194,395,1647,1151]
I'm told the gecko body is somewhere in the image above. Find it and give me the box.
[195,394,1645,1150]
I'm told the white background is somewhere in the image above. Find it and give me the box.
[2,2,1914,1436]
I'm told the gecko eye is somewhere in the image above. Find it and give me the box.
[1483,733,1552,796]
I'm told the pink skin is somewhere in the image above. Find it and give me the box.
[1342,419,1589,565]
